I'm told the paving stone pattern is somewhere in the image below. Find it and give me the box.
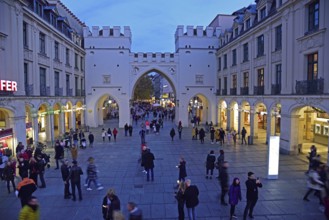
[0,119,326,220]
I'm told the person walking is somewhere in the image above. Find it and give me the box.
[128,125,133,137]
[139,129,146,145]
[177,157,187,182]
[216,150,225,179]
[35,154,46,188]
[107,128,112,142]
[88,132,95,148]
[303,166,324,204]
[86,157,104,191]
[16,176,37,207]
[102,188,121,220]
[243,172,263,220]
[205,150,216,179]
[219,128,226,145]
[127,202,143,220]
[184,179,199,220]
[0,152,9,180]
[219,161,229,206]
[18,196,40,220]
[143,148,155,182]
[124,123,129,137]
[170,128,176,141]
[210,127,215,144]
[54,140,64,170]
[241,127,247,145]
[232,130,237,146]
[68,160,83,201]
[61,159,72,199]
[229,177,242,219]
[70,144,78,161]
[191,127,196,140]
[175,181,186,220]
[3,161,16,193]
[199,128,205,144]
[102,129,107,142]
[178,124,183,140]
[112,128,118,142]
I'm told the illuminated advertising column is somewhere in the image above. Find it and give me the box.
[268,136,280,179]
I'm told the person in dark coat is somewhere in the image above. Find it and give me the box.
[170,128,176,141]
[206,150,216,179]
[3,161,16,193]
[54,140,64,169]
[241,127,247,144]
[17,157,29,179]
[219,161,229,206]
[178,124,183,139]
[177,157,187,182]
[175,181,186,220]
[142,148,155,182]
[107,128,112,142]
[184,179,199,220]
[102,188,121,220]
[61,159,71,199]
[128,125,133,136]
[210,127,215,144]
[243,171,263,220]
[229,177,242,219]
[199,128,205,144]
[124,123,129,136]
[216,150,225,179]
[127,202,142,220]
[67,160,83,201]
[88,132,95,148]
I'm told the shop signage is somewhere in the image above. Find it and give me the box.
[0,128,13,139]
[0,80,17,92]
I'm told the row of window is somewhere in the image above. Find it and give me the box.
[218,51,318,94]
[218,24,282,71]
[220,0,319,48]
[23,22,84,71]
[23,63,84,97]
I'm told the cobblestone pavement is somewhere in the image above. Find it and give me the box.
[0,119,326,220]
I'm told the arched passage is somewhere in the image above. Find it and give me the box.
[64,102,73,131]
[218,100,227,129]
[291,105,329,154]
[254,102,267,141]
[187,94,209,126]
[0,108,15,155]
[130,69,177,124]
[95,94,120,127]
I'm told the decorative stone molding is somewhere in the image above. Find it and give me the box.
[295,97,322,105]
[0,98,12,106]
[254,56,266,68]
[15,2,22,16]
[271,50,282,63]
[103,75,111,84]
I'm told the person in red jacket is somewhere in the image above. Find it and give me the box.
[112,128,118,142]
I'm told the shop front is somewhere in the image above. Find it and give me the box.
[0,128,13,156]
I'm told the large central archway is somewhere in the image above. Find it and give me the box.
[130,69,177,125]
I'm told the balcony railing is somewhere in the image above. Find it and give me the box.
[221,89,227,96]
[295,78,324,95]
[66,88,73,96]
[230,88,237,95]
[240,87,249,95]
[216,89,221,95]
[81,90,85,96]
[25,84,33,96]
[40,85,47,96]
[76,89,81,96]
[55,87,63,96]
[271,84,281,95]
[254,86,264,95]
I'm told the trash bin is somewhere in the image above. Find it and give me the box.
[247,136,253,145]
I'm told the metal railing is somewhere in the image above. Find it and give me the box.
[230,88,237,95]
[240,87,249,95]
[221,89,227,96]
[295,78,324,95]
[254,86,264,95]
[271,84,281,95]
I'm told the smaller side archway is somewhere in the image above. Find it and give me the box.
[187,94,210,126]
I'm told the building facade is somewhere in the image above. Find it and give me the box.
[0,0,85,153]
[0,0,328,155]
[216,0,329,153]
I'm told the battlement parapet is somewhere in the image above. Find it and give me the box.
[83,26,132,38]
[175,25,222,38]
[130,52,177,63]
